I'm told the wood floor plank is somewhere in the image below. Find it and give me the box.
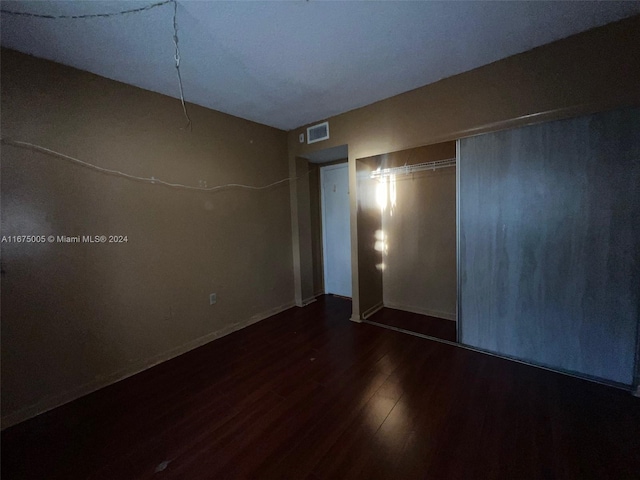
[2,295,639,479]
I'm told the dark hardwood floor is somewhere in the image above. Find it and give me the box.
[366,307,457,342]
[2,295,639,479]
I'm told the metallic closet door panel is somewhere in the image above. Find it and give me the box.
[459,106,640,385]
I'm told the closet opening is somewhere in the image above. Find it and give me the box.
[359,140,458,342]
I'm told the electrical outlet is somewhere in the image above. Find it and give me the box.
[209,293,217,305]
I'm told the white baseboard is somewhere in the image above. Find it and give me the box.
[1,300,296,430]
[383,302,456,321]
[361,301,384,320]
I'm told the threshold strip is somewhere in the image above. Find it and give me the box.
[362,319,459,347]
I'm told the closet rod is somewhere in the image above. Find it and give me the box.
[371,157,456,179]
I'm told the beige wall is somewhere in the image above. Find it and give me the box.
[289,156,316,304]
[378,142,457,320]
[0,50,294,428]
[287,15,640,320]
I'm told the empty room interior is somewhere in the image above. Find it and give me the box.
[1,2,639,479]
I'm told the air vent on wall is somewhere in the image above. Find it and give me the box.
[307,121,329,144]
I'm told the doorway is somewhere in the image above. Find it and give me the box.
[320,163,352,297]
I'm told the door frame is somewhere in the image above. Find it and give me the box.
[456,139,461,343]
[320,162,351,296]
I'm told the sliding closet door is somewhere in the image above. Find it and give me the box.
[459,106,640,385]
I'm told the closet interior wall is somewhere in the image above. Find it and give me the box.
[362,141,457,321]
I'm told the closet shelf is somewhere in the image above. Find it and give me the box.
[371,157,456,179]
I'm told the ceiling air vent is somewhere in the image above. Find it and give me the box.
[307,121,329,144]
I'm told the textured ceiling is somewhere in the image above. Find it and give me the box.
[2,1,639,131]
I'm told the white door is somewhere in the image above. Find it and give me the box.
[321,163,352,297]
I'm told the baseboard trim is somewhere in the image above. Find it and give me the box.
[383,302,456,321]
[1,300,296,430]
[361,301,384,320]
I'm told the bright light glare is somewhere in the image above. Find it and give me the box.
[390,174,397,214]
[375,173,397,215]
[374,229,389,261]
[374,229,387,253]
[376,176,387,212]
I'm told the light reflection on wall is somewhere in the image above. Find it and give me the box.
[374,229,387,271]
[374,170,396,272]
[374,171,397,215]
[390,174,396,215]
[376,175,387,212]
